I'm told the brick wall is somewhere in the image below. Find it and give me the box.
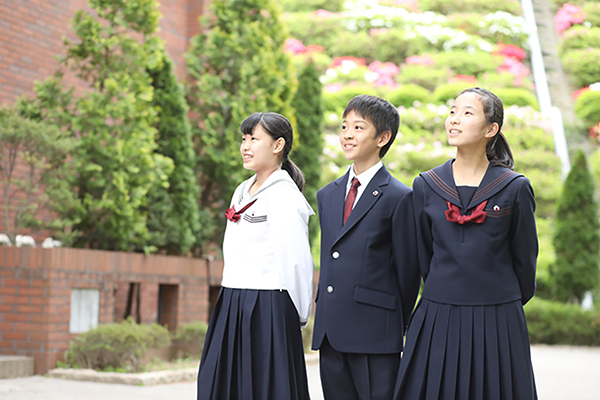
[0,0,206,243]
[0,246,217,374]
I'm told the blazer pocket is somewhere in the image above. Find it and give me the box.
[354,286,397,311]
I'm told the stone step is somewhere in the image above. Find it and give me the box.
[0,355,35,379]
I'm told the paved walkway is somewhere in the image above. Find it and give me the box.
[0,345,598,399]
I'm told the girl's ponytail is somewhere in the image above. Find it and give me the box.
[486,131,514,170]
[282,157,305,192]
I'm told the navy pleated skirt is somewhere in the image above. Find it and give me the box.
[394,298,537,400]
[197,287,310,400]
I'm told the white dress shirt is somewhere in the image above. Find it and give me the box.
[345,161,384,208]
[220,169,315,326]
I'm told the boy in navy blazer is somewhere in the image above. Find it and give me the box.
[312,95,420,399]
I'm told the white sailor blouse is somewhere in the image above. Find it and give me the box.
[220,169,315,326]
[413,159,538,306]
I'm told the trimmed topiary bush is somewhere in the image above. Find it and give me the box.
[433,50,502,78]
[323,85,381,115]
[432,82,476,104]
[525,297,600,346]
[559,26,600,55]
[418,0,522,16]
[493,87,540,110]
[397,65,452,92]
[574,89,600,127]
[561,48,600,88]
[64,318,171,372]
[387,84,432,108]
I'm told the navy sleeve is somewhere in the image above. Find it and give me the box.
[509,177,538,305]
[392,187,421,332]
[412,176,433,282]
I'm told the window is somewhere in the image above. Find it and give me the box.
[69,288,100,333]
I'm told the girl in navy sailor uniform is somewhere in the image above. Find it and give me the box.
[394,88,538,400]
[197,112,314,400]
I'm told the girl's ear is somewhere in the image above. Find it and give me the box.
[273,137,285,155]
[485,122,500,139]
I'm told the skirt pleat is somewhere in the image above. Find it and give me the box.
[394,298,537,400]
[197,288,310,400]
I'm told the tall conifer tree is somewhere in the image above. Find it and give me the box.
[186,0,297,242]
[551,150,600,302]
[291,61,324,246]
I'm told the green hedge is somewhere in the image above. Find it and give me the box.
[560,26,600,55]
[387,85,432,108]
[323,85,381,114]
[524,297,600,346]
[64,318,171,372]
[584,3,600,28]
[574,90,600,127]
[493,87,540,110]
[418,0,522,15]
[561,48,600,88]
[433,50,502,78]
[432,82,476,104]
[171,321,209,359]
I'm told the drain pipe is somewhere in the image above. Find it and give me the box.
[521,0,571,178]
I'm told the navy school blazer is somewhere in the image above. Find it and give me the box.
[311,165,420,354]
[414,159,538,306]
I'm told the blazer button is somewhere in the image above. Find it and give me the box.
[332,251,340,259]
[327,285,334,293]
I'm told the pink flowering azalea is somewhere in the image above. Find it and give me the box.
[369,28,390,36]
[493,43,526,60]
[572,86,590,100]
[405,55,435,66]
[497,57,530,85]
[330,57,366,68]
[391,0,418,11]
[369,61,400,77]
[314,9,332,18]
[284,38,306,55]
[323,83,343,93]
[450,75,477,84]
[589,121,600,140]
[554,4,586,35]
[305,44,325,54]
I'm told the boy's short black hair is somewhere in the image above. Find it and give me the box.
[343,95,400,158]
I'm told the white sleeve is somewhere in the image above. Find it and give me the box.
[270,190,315,327]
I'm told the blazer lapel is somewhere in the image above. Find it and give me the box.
[466,165,522,210]
[420,159,461,207]
[326,172,348,234]
[333,166,389,247]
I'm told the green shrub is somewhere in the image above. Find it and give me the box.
[387,85,432,108]
[418,0,522,16]
[64,318,171,372]
[323,85,381,115]
[493,87,540,110]
[524,297,600,346]
[283,12,344,52]
[398,65,452,92]
[433,50,502,78]
[171,321,208,359]
[560,26,600,55]
[574,90,600,127]
[327,30,377,62]
[278,0,344,12]
[432,82,476,104]
[584,3,600,27]
[561,48,600,88]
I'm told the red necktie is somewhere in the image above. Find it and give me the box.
[445,200,488,224]
[343,178,361,225]
[225,199,257,222]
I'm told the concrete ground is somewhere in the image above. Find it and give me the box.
[0,345,598,399]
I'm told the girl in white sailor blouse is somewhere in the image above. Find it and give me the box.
[197,112,314,400]
[394,88,538,400]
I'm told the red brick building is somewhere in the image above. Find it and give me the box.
[0,0,221,375]
[0,246,223,374]
[0,0,209,243]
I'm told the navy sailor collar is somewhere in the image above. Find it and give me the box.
[420,159,522,210]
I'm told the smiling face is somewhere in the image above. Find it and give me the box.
[240,124,283,174]
[445,92,498,150]
[340,111,390,174]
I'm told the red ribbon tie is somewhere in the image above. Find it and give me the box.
[445,200,487,225]
[225,199,257,222]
